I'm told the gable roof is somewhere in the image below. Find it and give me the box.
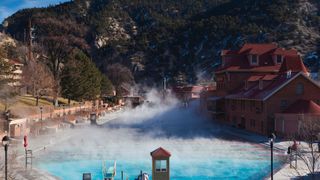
[279,55,309,74]
[238,43,278,55]
[150,147,171,158]
[226,72,320,101]
[272,48,298,56]
[216,43,303,74]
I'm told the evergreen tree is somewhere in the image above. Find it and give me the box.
[101,74,114,96]
[61,50,102,101]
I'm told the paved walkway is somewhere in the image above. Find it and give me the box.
[0,129,79,179]
[221,125,305,180]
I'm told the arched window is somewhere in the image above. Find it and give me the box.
[296,83,304,95]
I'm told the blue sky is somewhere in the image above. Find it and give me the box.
[0,0,70,22]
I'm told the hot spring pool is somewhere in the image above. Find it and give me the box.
[34,98,284,180]
[37,155,282,180]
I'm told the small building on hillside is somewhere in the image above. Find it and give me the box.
[9,118,29,138]
[275,100,320,138]
[7,59,23,86]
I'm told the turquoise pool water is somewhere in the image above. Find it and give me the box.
[37,147,283,180]
[35,101,284,180]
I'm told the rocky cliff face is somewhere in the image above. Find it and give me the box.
[3,0,320,85]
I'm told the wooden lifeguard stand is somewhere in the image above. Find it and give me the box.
[150,147,171,180]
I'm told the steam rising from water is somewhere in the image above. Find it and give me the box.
[34,90,281,179]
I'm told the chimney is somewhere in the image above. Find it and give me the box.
[286,70,292,79]
[258,79,263,90]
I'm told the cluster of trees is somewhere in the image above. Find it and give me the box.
[5,0,314,86]
[24,41,116,106]
[0,45,17,111]
[61,50,113,102]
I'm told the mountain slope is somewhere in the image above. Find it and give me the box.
[3,0,320,85]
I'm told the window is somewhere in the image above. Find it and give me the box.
[280,100,288,110]
[250,101,255,112]
[241,100,245,111]
[251,55,258,65]
[250,119,255,127]
[222,57,225,67]
[276,55,282,64]
[295,83,304,95]
[231,100,236,111]
[155,160,167,172]
[232,116,237,126]
[226,72,230,81]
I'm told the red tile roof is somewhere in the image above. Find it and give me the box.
[248,75,263,82]
[226,72,307,100]
[221,50,238,56]
[150,147,171,158]
[262,74,278,81]
[272,48,298,56]
[282,100,320,115]
[172,86,204,93]
[238,43,278,54]
[216,43,301,74]
[279,55,309,74]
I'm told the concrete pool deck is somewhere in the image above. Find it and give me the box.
[0,130,77,179]
[224,126,317,180]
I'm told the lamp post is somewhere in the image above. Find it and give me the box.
[2,135,10,180]
[63,105,65,116]
[63,105,66,121]
[269,133,276,180]
[5,111,10,135]
[40,107,43,129]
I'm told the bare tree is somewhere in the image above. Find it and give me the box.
[22,60,54,106]
[41,35,88,106]
[106,63,134,96]
[291,118,320,179]
[0,46,12,87]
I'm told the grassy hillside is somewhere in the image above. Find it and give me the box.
[0,95,78,118]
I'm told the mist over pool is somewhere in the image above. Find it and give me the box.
[34,90,283,179]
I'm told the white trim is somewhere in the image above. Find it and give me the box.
[249,54,259,66]
[263,72,320,101]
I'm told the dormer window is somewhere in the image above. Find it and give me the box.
[250,54,259,65]
[276,55,283,64]
[221,57,225,67]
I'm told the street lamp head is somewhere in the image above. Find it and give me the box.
[40,106,43,110]
[2,136,10,146]
[269,133,276,140]
[5,110,10,119]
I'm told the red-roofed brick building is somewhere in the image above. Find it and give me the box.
[200,43,320,136]
[172,85,205,100]
[275,100,320,137]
